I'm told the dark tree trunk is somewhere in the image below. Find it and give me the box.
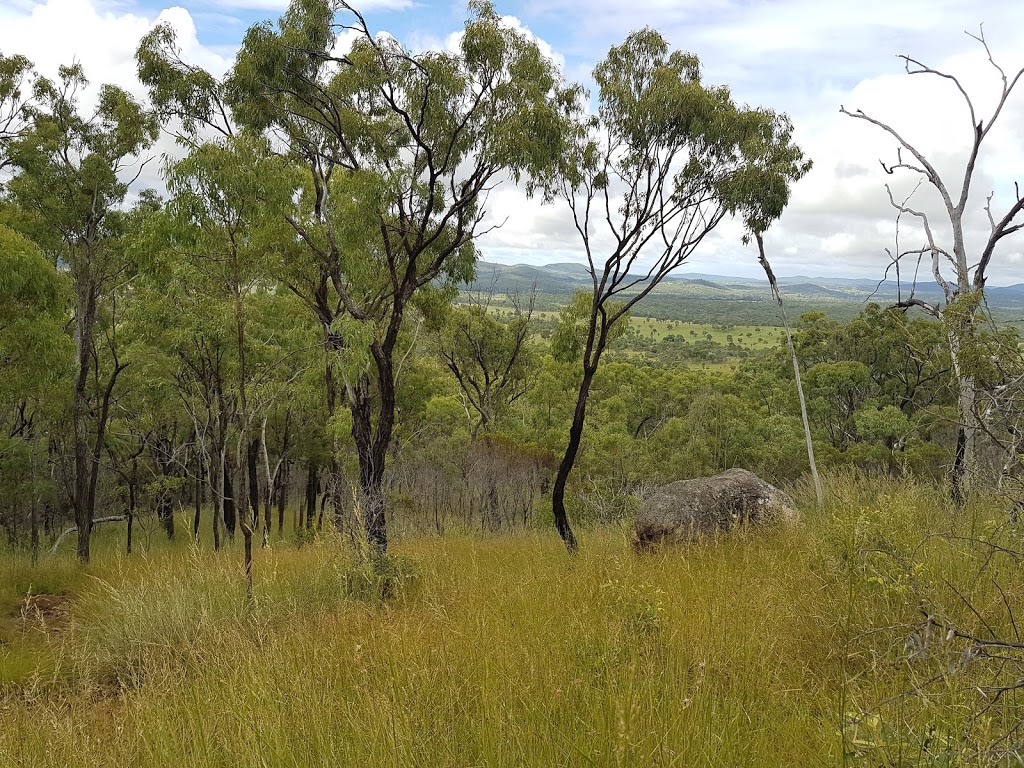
[350,375,390,552]
[30,487,39,566]
[551,366,599,553]
[29,439,40,565]
[234,452,253,603]
[193,461,203,539]
[305,462,318,530]
[127,460,137,556]
[72,281,98,563]
[952,426,968,505]
[73,384,93,560]
[277,464,288,535]
[152,435,177,540]
[211,454,222,552]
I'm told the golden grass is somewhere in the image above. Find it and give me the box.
[1,475,1022,766]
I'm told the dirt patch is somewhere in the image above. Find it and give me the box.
[19,594,72,632]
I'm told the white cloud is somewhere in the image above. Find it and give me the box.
[0,0,151,101]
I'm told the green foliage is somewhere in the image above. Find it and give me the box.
[136,23,231,138]
[341,551,422,603]
[0,225,69,393]
[569,27,810,236]
[550,290,630,364]
[6,65,158,264]
[0,51,36,172]
[854,404,911,445]
[436,303,537,433]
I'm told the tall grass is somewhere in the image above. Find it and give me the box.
[1,474,1021,766]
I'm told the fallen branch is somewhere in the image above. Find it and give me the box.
[49,515,128,556]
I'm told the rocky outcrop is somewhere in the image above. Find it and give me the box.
[632,468,799,550]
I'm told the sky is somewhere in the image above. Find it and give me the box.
[1,0,1023,283]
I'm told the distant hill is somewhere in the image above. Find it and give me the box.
[466,260,1024,312]
[460,261,1024,329]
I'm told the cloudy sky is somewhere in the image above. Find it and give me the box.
[2,0,1023,283]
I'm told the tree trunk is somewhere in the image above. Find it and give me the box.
[259,418,279,547]
[235,442,254,604]
[277,465,287,535]
[305,462,318,530]
[788,322,824,511]
[346,327,405,553]
[127,461,137,556]
[212,449,223,552]
[948,322,979,504]
[247,437,260,533]
[552,367,597,553]
[72,282,97,563]
[153,436,177,540]
[951,375,979,504]
[193,461,203,539]
[29,437,40,566]
[223,461,236,537]
[755,232,823,511]
[358,470,388,549]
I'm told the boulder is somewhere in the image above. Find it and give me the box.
[632,468,798,550]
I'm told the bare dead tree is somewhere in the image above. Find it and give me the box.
[841,26,1024,503]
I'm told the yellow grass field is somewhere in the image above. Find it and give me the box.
[1,475,1020,767]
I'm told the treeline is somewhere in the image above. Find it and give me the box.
[3,0,1020,578]
[3,232,1011,555]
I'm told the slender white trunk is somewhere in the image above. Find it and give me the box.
[754,232,823,511]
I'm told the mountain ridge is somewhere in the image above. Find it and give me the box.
[467,260,1024,307]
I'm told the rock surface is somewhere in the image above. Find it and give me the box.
[632,468,799,550]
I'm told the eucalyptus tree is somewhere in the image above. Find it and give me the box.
[841,28,1024,502]
[225,0,572,551]
[136,24,234,142]
[0,52,36,172]
[4,64,157,562]
[0,224,69,558]
[1,55,59,557]
[545,30,809,550]
[128,272,235,549]
[143,135,298,596]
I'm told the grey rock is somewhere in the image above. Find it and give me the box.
[632,468,799,551]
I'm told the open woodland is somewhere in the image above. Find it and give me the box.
[2,0,1024,765]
